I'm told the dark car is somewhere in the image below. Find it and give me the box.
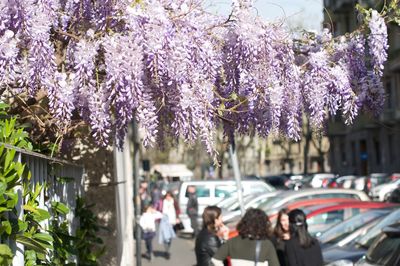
[260,175,290,189]
[355,223,400,266]
[323,208,400,265]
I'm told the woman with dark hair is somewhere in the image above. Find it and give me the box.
[273,208,290,266]
[212,208,279,266]
[195,206,228,266]
[284,209,323,266]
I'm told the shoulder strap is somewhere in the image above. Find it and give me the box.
[255,240,261,266]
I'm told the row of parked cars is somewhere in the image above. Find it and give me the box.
[260,172,400,199]
[174,178,400,265]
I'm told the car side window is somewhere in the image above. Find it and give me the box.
[308,210,345,225]
[185,185,210,198]
[215,185,236,198]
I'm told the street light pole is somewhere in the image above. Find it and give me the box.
[133,121,142,266]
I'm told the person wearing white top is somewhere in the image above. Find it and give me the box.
[140,205,163,261]
[155,191,180,259]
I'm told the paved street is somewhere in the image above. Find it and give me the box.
[138,233,196,266]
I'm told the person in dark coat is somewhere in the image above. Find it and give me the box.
[273,208,290,266]
[187,186,199,238]
[195,206,228,266]
[284,209,323,266]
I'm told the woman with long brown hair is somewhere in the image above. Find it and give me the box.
[195,206,228,266]
[274,208,290,266]
[212,208,279,266]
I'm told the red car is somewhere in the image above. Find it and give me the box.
[305,201,399,236]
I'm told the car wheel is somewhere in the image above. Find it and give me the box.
[384,192,391,202]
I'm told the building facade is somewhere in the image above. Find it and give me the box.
[324,0,400,175]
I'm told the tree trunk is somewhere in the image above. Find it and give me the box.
[303,120,311,175]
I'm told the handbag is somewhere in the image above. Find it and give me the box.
[173,222,184,231]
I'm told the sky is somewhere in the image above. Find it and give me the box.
[204,0,324,32]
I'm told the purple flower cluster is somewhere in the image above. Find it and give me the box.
[0,0,391,155]
[368,10,388,77]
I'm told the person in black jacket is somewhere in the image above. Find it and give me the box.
[195,205,228,266]
[284,209,323,266]
[187,186,199,238]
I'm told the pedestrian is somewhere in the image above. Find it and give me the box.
[155,191,180,259]
[151,183,162,206]
[212,208,280,266]
[139,205,163,261]
[284,209,323,266]
[187,186,199,238]
[195,206,229,266]
[273,208,290,266]
[139,181,151,213]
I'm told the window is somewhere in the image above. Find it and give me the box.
[386,80,393,109]
[388,134,395,164]
[366,232,400,265]
[215,186,236,198]
[351,141,356,166]
[308,210,345,228]
[186,185,210,198]
[374,139,381,165]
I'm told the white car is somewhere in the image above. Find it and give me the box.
[178,179,275,233]
[310,173,336,188]
[369,178,400,201]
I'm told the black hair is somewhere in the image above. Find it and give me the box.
[288,209,315,248]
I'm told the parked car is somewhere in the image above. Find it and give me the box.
[327,175,358,189]
[354,223,400,266]
[305,201,398,237]
[257,188,370,214]
[178,180,274,233]
[369,178,400,201]
[221,191,280,222]
[323,207,400,265]
[318,209,392,249]
[362,173,391,193]
[260,175,290,189]
[310,173,336,188]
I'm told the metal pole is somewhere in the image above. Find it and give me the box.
[229,139,245,216]
[133,121,142,266]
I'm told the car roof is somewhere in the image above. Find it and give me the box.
[306,202,399,218]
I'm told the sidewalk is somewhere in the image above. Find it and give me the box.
[139,233,196,266]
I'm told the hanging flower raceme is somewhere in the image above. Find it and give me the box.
[0,0,392,155]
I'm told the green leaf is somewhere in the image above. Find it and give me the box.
[5,192,18,209]
[32,233,53,243]
[32,208,51,222]
[15,235,47,254]
[23,204,39,214]
[1,221,12,235]
[51,202,70,215]
[0,244,14,266]
[0,207,11,213]
[4,149,15,170]
[17,220,28,233]
[0,181,6,195]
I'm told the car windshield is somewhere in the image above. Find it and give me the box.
[319,210,389,245]
[258,196,284,212]
[356,208,400,249]
[365,230,400,265]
